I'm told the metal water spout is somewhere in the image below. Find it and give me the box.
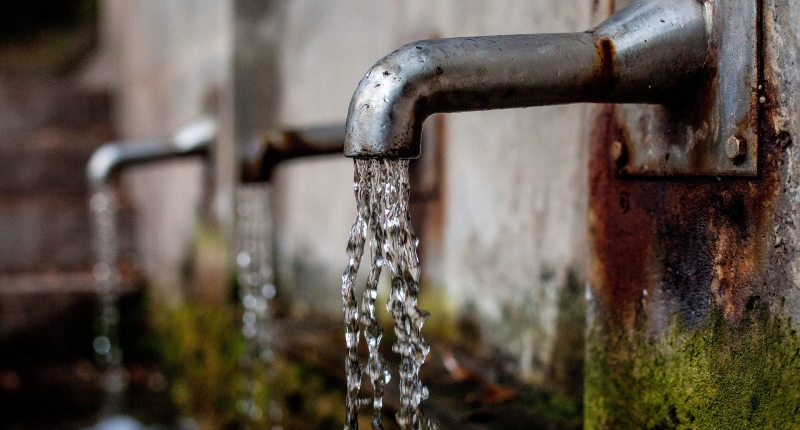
[87,116,216,187]
[240,123,346,182]
[344,0,758,173]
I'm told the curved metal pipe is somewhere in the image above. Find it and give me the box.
[240,123,346,182]
[87,116,216,187]
[344,0,709,158]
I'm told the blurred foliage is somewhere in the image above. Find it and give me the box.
[415,282,458,344]
[526,390,583,428]
[0,0,98,74]
[270,358,347,429]
[155,303,244,429]
[153,301,347,429]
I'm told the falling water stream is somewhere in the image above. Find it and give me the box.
[343,159,436,430]
[89,185,127,412]
[235,184,283,429]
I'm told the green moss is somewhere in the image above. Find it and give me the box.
[156,303,245,428]
[585,306,800,429]
[270,359,347,429]
[416,282,458,343]
[154,302,349,429]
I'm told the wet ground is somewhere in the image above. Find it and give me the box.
[273,318,582,430]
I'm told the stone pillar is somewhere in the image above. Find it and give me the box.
[585,1,800,427]
[95,0,233,306]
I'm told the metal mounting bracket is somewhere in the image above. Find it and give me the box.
[615,0,760,177]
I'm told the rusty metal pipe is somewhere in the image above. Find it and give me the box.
[87,116,216,187]
[240,123,346,182]
[344,0,709,158]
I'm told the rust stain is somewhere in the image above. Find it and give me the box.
[597,39,615,76]
[591,0,601,15]
[608,0,616,16]
[241,129,346,182]
[590,105,654,326]
[410,115,447,284]
[595,38,616,96]
[423,115,447,245]
[589,78,781,327]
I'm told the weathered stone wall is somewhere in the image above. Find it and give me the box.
[0,77,117,277]
[438,1,593,386]
[0,68,121,359]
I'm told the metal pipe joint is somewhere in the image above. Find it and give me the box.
[240,123,346,182]
[344,0,711,158]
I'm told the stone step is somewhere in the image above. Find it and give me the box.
[0,79,112,145]
[0,137,108,196]
[0,194,135,273]
[0,78,123,274]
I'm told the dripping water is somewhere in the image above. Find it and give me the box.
[342,159,370,429]
[342,159,436,430]
[89,185,127,412]
[235,184,283,429]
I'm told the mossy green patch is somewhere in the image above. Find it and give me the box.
[154,302,349,429]
[585,305,800,429]
[156,303,245,428]
[417,282,458,343]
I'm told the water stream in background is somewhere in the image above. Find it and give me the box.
[89,185,127,412]
[343,159,436,430]
[235,184,283,429]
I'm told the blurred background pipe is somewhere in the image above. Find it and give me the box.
[87,115,216,187]
[240,123,346,183]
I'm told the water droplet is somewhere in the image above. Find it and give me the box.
[93,263,111,281]
[237,252,252,268]
[103,367,127,393]
[262,283,276,299]
[243,310,257,326]
[234,185,283,425]
[93,336,111,355]
[90,192,111,212]
[243,294,257,309]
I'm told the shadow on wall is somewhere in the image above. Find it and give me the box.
[547,270,585,397]
[488,268,585,397]
[281,251,334,317]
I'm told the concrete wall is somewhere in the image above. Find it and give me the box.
[439,1,593,384]
[0,80,114,276]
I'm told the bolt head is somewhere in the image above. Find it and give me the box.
[725,136,745,160]
[610,140,626,165]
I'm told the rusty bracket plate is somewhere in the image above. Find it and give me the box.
[615,0,760,177]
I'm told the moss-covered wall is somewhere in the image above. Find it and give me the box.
[586,308,800,429]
